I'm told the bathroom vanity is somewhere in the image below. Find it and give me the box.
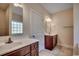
[45,35,57,50]
[0,39,39,56]
[2,42,38,56]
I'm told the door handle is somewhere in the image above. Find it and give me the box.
[32,35,35,38]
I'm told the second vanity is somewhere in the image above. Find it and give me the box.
[0,38,39,56]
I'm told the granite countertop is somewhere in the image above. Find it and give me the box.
[0,38,39,56]
[45,33,57,36]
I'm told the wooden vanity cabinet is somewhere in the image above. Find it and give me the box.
[3,49,21,56]
[45,35,53,50]
[45,35,57,50]
[20,45,30,56]
[31,42,39,56]
[3,45,31,56]
[2,42,38,56]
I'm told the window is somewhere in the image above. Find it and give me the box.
[11,21,23,34]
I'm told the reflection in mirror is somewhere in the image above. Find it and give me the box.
[11,4,23,35]
[0,4,9,36]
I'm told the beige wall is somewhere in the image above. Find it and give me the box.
[0,9,9,36]
[51,8,73,49]
[0,10,6,36]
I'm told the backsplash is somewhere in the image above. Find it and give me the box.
[0,35,30,42]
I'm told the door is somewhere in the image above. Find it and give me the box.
[30,9,44,51]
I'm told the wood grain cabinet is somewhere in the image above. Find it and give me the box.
[3,49,21,56]
[31,42,39,56]
[2,42,39,56]
[20,45,30,56]
[45,35,57,50]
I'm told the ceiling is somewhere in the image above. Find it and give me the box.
[41,3,73,14]
[0,3,73,14]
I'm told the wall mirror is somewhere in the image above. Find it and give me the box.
[11,3,23,35]
[0,4,9,36]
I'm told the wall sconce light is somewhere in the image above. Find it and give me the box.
[13,3,22,7]
[45,17,52,22]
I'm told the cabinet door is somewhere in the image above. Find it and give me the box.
[31,42,38,50]
[21,45,30,55]
[53,35,57,48]
[31,49,38,56]
[31,42,39,56]
[45,36,53,50]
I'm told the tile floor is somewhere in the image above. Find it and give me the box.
[39,47,65,56]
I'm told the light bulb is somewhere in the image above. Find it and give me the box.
[46,17,52,22]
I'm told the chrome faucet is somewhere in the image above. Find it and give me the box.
[6,37,13,44]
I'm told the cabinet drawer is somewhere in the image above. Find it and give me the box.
[31,42,38,50]
[21,45,30,55]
